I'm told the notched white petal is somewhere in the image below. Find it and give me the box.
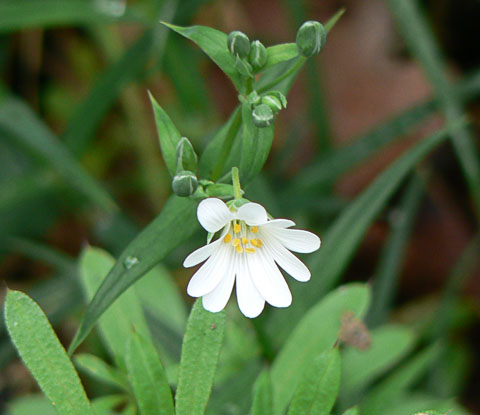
[183,239,221,268]
[260,219,295,229]
[202,256,236,313]
[236,202,268,225]
[270,228,321,253]
[197,198,232,233]
[236,255,265,318]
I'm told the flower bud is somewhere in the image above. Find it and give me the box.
[296,20,326,57]
[176,137,198,172]
[172,170,198,197]
[234,56,254,78]
[227,31,250,58]
[248,40,267,70]
[252,104,274,128]
[246,90,261,105]
[261,95,282,114]
[268,91,287,108]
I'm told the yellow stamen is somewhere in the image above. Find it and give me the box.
[235,245,244,254]
[257,239,263,247]
[224,234,232,243]
[250,239,258,246]
[251,226,258,233]
[242,237,249,245]
[233,238,241,247]
[234,223,241,233]
[245,247,256,254]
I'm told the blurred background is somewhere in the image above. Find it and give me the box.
[1,0,480,413]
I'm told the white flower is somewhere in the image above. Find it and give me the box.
[183,198,321,318]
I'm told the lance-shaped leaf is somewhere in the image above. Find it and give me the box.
[250,370,273,415]
[69,195,199,354]
[264,43,299,70]
[240,101,274,185]
[5,290,94,415]
[74,353,129,391]
[126,331,174,415]
[287,348,342,415]
[271,283,370,415]
[175,300,226,415]
[341,407,359,415]
[149,93,183,177]
[163,23,243,91]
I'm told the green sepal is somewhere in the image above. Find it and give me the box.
[176,137,198,172]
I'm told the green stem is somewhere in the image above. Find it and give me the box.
[258,56,306,93]
[232,167,242,199]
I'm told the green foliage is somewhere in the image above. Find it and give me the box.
[74,353,129,391]
[4,290,94,415]
[250,371,273,415]
[175,300,226,415]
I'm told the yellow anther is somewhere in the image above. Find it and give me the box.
[224,234,232,243]
[245,247,256,254]
[250,239,258,246]
[242,237,249,245]
[235,245,244,254]
[234,223,241,233]
[251,226,258,233]
[233,238,241,247]
[257,239,263,247]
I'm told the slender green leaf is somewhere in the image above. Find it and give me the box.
[271,283,370,415]
[74,353,129,391]
[250,370,273,415]
[91,395,127,415]
[149,93,183,176]
[264,43,298,69]
[8,395,56,415]
[288,348,342,415]
[5,290,94,415]
[0,97,117,212]
[69,195,199,354]
[162,23,242,91]
[126,331,174,415]
[175,300,226,415]
[0,0,141,33]
[386,0,480,219]
[341,407,359,415]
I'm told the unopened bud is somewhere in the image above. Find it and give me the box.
[248,40,267,70]
[252,104,274,128]
[261,95,282,114]
[235,56,254,78]
[172,170,198,197]
[176,137,198,172]
[227,31,250,58]
[268,91,287,108]
[296,20,326,57]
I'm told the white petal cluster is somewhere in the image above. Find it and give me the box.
[183,198,321,318]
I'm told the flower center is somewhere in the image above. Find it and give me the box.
[223,220,263,254]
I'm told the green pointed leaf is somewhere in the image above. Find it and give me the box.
[5,290,94,415]
[341,407,359,415]
[8,395,57,415]
[288,348,342,415]
[91,395,127,415]
[126,331,174,415]
[240,101,274,185]
[271,283,370,415]
[74,353,129,391]
[264,43,299,70]
[163,23,242,91]
[79,246,152,368]
[250,370,273,415]
[175,300,226,415]
[149,93,183,177]
[69,195,199,354]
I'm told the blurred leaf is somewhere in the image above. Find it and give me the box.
[149,93,183,176]
[8,395,56,415]
[175,300,226,415]
[250,370,273,415]
[264,43,298,69]
[386,395,468,415]
[91,395,127,415]
[386,0,480,219]
[69,196,199,354]
[79,246,152,368]
[341,407,359,415]
[74,353,129,391]
[5,290,94,415]
[271,283,370,415]
[163,23,242,91]
[240,102,275,185]
[287,348,341,415]
[0,0,141,33]
[126,331,174,415]
[341,325,415,403]
[0,97,117,212]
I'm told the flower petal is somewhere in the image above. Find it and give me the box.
[202,255,236,313]
[247,248,292,307]
[236,202,268,225]
[183,239,222,268]
[261,234,311,282]
[187,243,232,297]
[235,254,265,318]
[269,228,321,253]
[197,198,232,233]
[259,219,295,229]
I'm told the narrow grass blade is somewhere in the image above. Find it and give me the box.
[386,0,480,219]
[126,331,174,415]
[287,348,341,415]
[74,353,129,391]
[250,370,273,415]
[175,300,226,415]
[68,195,199,354]
[5,290,94,415]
